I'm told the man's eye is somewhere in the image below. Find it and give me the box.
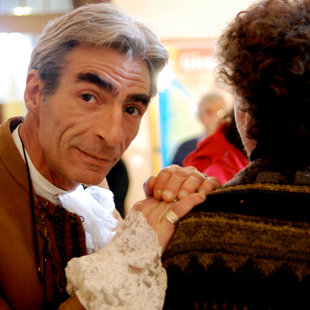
[80,94,97,103]
[125,106,140,116]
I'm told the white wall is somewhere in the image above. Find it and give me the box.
[114,0,256,39]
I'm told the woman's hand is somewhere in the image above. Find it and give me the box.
[143,165,220,202]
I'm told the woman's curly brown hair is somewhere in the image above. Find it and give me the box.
[216,0,310,162]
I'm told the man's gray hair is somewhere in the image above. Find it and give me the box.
[29,2,168,97]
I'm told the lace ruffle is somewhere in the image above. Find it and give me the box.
[58,185,118,254]
[66,210,167,310]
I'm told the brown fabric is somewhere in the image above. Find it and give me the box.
[164,207,310,278]
[0,298,11,310]
[0,118,86,310]
[163,159,310,309]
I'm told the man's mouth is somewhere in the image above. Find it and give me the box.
[75,147,115,164]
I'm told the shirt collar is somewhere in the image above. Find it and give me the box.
[11,124,78,204]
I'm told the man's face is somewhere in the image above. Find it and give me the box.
[29,46,151,189]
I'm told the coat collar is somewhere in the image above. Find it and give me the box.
[0,117,29,193]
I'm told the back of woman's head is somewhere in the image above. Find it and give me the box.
[217,0,310,162]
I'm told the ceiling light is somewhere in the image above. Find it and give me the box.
[13,7,32,16]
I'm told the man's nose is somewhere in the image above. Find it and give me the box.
[95,110,124,147]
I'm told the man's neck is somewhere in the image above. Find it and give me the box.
[12,124,79,203]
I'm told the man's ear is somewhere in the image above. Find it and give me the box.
[24,69,44,111]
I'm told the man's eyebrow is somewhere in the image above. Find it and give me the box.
[76,72,117,95]
[127,94,151,106]
[77,72,151,105]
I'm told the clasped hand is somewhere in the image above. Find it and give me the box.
[133,165,220,253]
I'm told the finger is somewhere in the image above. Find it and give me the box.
[176,169,209,200]
[197,176,221,196]
[152,165,204,202]
[143,175,156,198]
[169,192,206,219]
[132,198,159,217]
[151,165,182,201]
[145,200,174,227]
[132,200,144,211]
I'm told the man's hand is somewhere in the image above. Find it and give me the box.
[133,191,212,253]
[138,165,220,253]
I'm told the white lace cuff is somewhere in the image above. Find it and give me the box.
[65,210,167,310]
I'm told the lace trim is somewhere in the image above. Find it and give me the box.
[65,210,167,310]
[57,186,118,254]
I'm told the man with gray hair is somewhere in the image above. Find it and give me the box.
[0,2,219,310]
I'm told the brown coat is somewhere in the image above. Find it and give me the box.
[0,118,86,310]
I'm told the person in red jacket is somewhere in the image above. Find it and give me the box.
[183,110,248,184]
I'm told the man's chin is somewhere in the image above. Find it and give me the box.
[73,171,109,188]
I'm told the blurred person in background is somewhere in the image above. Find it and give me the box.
[183,109,248,184]
[171,92,227,166]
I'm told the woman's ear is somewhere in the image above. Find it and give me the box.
[24,69,44,111]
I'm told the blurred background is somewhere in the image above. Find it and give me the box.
[0,0,254,213]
